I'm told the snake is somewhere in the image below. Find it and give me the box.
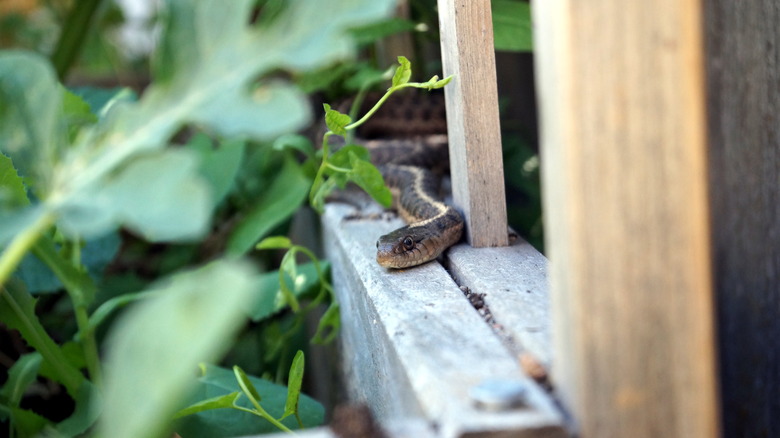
[336,92,465,269]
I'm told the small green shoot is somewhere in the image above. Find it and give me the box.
[309,56,453,213]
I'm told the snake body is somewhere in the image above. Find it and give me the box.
[332,92,464,269]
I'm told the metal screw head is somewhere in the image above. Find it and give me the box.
[469,379,528,411]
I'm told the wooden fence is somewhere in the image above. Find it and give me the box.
[272,0,779,437]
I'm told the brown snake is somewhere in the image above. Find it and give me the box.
[338,92,465,269]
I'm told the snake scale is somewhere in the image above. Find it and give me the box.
[335,92,464,269]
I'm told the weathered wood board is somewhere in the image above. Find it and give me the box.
[533,0,719,437]
[446,237,552,370]
[437,0,508,249]
[322,202,565,438]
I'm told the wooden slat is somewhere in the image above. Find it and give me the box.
[533,1,719,437]
[446,236,553,369]
[704,1,780,435]
[436,0,508,248]
[322,202,566,438]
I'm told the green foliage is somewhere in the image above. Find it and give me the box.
[173,363,324,437]
[492,0,534,52]
[310,56,452,213]
[0,0,397,437]
[98,261,257,438]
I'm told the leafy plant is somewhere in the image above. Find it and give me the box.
[0,0,396,437]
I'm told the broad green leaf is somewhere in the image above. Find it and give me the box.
[0,207,46,248]
[62,87,97,139]
[99,260,257,438]
[227,156,309,256]
[282,351,305,420]
[0,153,28,208]
[391,55,412,87]
[492,0,533,52]
[0,353,41,406]
[311,301,340,345]
[0,285,84,396]
[175,364,324,437]
[0,51,63,191]
[174,392,241,419]
[249,261,329,322]
[70,86,137,118]
[187,134,245,204]
[256,236,292,250]
[39,0,393,241]
[57,149,212,241]
[323,103,351,136]
[348,152,392,207]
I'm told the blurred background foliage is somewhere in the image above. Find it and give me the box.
[0,0,537,436]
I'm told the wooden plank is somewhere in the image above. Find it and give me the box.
[703,1,780,435]
[436,0,508,248]
[445,236,553,370]
[322,202,566,438]
[533,1,719,437]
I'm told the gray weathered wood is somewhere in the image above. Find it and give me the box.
[533,0,719,437]
[704,1,780,436]
[322,202,565,438]
[445,237,552,370]
[437,0,508,248]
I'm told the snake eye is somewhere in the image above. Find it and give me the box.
[402,236,415,251]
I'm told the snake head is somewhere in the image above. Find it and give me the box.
[376,226,431,269]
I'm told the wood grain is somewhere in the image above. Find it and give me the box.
[704,1,780,436]
[437,0,508,248]
[322,202,566,438]
[533,0,719,437]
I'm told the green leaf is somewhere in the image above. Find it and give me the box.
[57,149,212,242]
[311,301,341,345]
[62,87,97,139]
[187,134,245,205]
[0,353,41,407]
[8,407,48,437]
[349,18,418,46]
[98,260,257,438]
[256,236,293,250]
[0,51,63,191]
[227,156,309,256]
[0,285,84,396]
[174,364,324,437]
[277,252,301,312]
[54,381,102,436]
[69,86,137,118]
[174,392,241,419]
[234,366,263,403]
[0,153,28,209]
[323,103,351,136]
[492,0,533,52]
[282,351,305,421]
[248,261,329,322]
[391,55,412,87]
[347,152,392,207]
[272,134,314,158]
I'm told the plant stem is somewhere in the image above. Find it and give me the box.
[0,211,56,290]
[75,305,102,385]
[233,406,295,434]
[50,0,104,80]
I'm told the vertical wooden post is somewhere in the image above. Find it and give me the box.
[704,1,780,436]
[534,0,719,437]
[437,0,508,248]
